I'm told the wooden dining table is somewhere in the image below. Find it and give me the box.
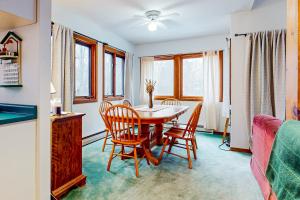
[132,105,189,165]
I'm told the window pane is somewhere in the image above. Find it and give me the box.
[104,53,114,96]
[153,60,174,96]
[115,57,124,96]
[75,43,91,97]
[182,57,204,96]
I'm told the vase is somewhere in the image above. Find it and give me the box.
[148,92,153,108]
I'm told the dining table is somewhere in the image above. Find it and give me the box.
[132,105,189,165]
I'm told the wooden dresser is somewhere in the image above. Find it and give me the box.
[51,113,86,199]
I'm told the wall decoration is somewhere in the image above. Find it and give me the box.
[0,31,22,87]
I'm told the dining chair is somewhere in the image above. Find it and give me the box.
[105,105,150,177]
[161,98,182,128]
[99,101,113,152]
[159,103,202,169]
[161,98,182,106]
[123,99,132,107]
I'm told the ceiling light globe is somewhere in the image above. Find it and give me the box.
[148,21,157,32]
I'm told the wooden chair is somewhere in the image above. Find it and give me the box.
[159,103,202,169]
[161,98,182,106]
[123,99,132,107]
[99,101,113,152]
[105,105,150,177]
[161,98,182,128]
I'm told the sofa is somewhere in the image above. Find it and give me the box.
[250,115,282,200]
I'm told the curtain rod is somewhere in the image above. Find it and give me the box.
[51,22,126,53]
[234,33,248,37]
[138,50,224,59]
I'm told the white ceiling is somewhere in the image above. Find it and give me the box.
[52,0,283,45]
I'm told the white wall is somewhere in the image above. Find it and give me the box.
[230,0,286,149]
[52,7,135,137]
[231,0,287,34]
[0,0,51,199]
[134,34,229,131]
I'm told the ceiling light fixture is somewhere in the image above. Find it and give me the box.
[148,20,158,32]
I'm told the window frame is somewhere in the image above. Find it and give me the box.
[103,45,126,101]
[153,55,176,100]
[73,33,98,104]
[154,51,223,102]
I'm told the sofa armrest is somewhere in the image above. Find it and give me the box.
[252,115,282,172]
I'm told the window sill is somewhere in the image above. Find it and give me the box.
[103,96,124,101]
[154,96,203,102]
[73,98,97,104]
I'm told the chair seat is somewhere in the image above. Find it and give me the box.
[164,128,191,140]
[112,134,148,145]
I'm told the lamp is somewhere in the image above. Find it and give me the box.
[50,82,56,94]
[148,21,157,32]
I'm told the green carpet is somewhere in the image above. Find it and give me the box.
[62,133,262,200]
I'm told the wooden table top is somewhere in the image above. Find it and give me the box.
[133,105,189,124]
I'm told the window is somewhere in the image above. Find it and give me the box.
[153,59,174,97]
[103,45,125,100]
[73,33,97,104]
[182,57,204,97]
[153,52,223,101]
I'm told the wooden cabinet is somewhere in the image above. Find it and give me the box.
[0,0,36,31]
[51,113,86,199]
[286,0,300,120]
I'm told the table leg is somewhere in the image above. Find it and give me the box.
[120,124,162,166]
[154,124,164,145]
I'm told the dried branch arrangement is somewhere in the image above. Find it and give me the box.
[145,79,156,94]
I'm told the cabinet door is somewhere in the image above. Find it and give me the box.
[52,116,83,190]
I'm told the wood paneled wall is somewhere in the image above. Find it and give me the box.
[286,0,300,120]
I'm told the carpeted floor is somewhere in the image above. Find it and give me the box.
[62,133,263,200]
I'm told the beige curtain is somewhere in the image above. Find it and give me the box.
[245,30,286,139]
[200,51,220,130]
[140,57,154,104]
[51,23,74,111]
[124,52,134,104]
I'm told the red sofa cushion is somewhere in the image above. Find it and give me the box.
[251,114,282,200]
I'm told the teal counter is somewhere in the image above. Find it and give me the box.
[0,104,37,125]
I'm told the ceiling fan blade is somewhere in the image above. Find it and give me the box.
[133,14,147,19]
[159,12,180,20]
[157,21,167,30]
[162,0,197,11]
[160,12,180,18]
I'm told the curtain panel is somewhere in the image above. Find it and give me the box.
[51,23,74,111]
[245,30,286,141]
[140,57,154,104]
[200,51,220,130]
[125,52,134,104]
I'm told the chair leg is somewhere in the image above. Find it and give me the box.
[167,138,175,153]
[142,144,150,165]
[121,145,125,160]
[107,143,115,172]
[191,139,197,160]
[185,140,192,169]
[194,136,198,149]
[102,129,109,152]
[133,146,139,177]
[158,137,170,162]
